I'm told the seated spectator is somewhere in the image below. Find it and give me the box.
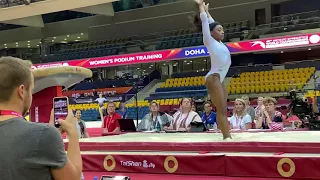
[138,101,172,131]
[255,97,283,129]
[201,101,217,129]
[119,102,128,118]
[75,110,89,138]
[230,99,252,130]
[168,98,202,131]
[102,102,121,133]
[241,95,255,122]
[254,97,265,121]
[191,104,197,112]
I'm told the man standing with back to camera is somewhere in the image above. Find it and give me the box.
[0,57,82,180]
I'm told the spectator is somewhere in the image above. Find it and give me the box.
[0,57,82,180]
[138,101,172,131]
[201,101,217,129]
[168,98,202,131]
[75,110,89,138]
[229,99,252,130]
[102,102,121,133]
[255,97,283,129]
[254,97,265,121]
[241,95,255,122]
[118,102,128,118]
[191,104,197,112]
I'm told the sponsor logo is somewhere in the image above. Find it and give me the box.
[120,160,155,169]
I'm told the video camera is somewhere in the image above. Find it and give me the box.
[288,90,312,116]
[288,90,320,130]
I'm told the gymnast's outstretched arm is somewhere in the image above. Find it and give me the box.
[204,3,215,24]
[199,3,212,46]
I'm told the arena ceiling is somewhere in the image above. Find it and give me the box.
[0,0,290,45]
[0,0,115,27]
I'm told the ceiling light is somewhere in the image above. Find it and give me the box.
[81,33,84,35]
[64,38,67,41]
[39,42,41,44]
[163,64,166,65]
[53,37,56,39]
[27,44,30,46]
[27,41,30,43]
[77,37,80,39]
[4,44,6,46]
[308,48,311,50]
[137,68,140,70]
[4,47,7,49]
[75,40,80,42]
[28,46,30,48]
[16,42,18,44]
[37,45,39,47]
[52,40,54,42]
[149,67,152,68]
[187,63,190,65]
[16,45,18,47]
[67,35,70,37]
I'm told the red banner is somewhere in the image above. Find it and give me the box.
[225,156,320,179]
[81,153,320,179]
[82,154,225,175]
[63,87,132,97]
[32,32,320,70]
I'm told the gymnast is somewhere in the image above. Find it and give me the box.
[194,0,232,139]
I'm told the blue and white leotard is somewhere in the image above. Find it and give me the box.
[200,12,231,82]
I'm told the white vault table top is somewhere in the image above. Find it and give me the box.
[63,131,319,143]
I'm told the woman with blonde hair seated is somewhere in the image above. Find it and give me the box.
[229,99,252,130]
[168,98,202,131]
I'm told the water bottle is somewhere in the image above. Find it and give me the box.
[156,121,161,132]
[93,176,98,180]
[213,122,218,130]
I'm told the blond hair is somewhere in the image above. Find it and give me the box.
[263,97,277,105]
[233,98,248,118]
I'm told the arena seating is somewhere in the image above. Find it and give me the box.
[155,20,250,50]
[256,10,320,35]
[69,102,121,121]
[0,0,43,7]
[125,99,182,119]
[227,67,315,94]
[44,38,130,62]
[146,76,207,101]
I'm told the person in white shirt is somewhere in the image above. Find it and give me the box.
[168,98,202,131]
[194,0,232,139]
[230,99,252,130]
